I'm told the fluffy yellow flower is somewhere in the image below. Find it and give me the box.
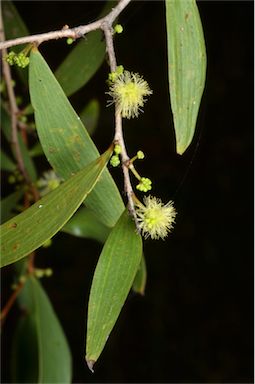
[108,70,152,119]
[135,196,177,240]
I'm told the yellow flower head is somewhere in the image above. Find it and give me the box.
[108,70,152,119]
[135,195,177,240]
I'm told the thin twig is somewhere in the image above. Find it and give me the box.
[102,23,139,228]
[0,0,131,50]
[0,280,25,327]
[0,12,30,184]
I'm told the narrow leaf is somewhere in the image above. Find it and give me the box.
[55,31,106,97]
[29,48,124,227]
[14,277,72,383]
[62,206,110,243]
[132,254,147,295]
[86,210,143,367]
[0,150,111,267]
[1,150,16,171]
[11,313,39,383]
[165,0,206,154]
[79,99,100,136]
[1,190,23,223]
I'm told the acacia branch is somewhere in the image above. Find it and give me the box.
[0,11,31,185]
[102,23,139,228]
[0,0,131,50]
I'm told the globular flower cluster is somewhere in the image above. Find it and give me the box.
[108,70,152,119]
[5,51,30,68]
[136,196,177,240]
[136,177,152,192]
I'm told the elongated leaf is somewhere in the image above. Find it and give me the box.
[62,206,110,243]
[86,210,143,368]
[1,150,16,171]
[11,313,38,383]
[1,190,23,223]
[165,0,206,154]
[29,48,124,227]
[55,31,106,97]
[0,149,111,267]
[13,277,72,383]
[132,254,147,295]
[2,0,29,84]
[79,99,100,136]
[55,1,116,97]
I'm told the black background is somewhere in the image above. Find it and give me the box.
[1,1,253,383]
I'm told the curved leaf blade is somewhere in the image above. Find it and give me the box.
[62,206,110,243]
[14,277,72,383]
[132,254,147,295]
[86,210,143,368]
[79,99,100,136]
[55,30,106,97]
[1,190,23,224]
[0,150,111,267]
[1,150,16,171]
[166,0,206,154]
[11,312,39,383]
[31,277,72,383]
[29,48,124,227]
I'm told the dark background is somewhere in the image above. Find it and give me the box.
[1,1,253,383]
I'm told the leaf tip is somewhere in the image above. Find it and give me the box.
[86,358,95,373]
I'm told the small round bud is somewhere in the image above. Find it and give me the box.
[114,144,122,155]
[66,37,74,45]
[8,175,16,184]
[5,51,16,65]
[114,24,123,34]
[14,53,30,68]
[19,115,28,123]
[110,155,120,167]
[137,150,145,160]
[45,268,53,277]
[136,177,152,192]
[19,275,27,284]
[16,96,23,106]
[34,269,44,278]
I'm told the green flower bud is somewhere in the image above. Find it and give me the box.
[8,175,16,184]
[114,144,122,155]
[34,269,44,278]
[5,51,16,65]
[45,268,53,277]
[136,177,152,192]
[110,155,120,167]
[66,37,74,45]
[114,24,123,34]
[137,150,145,159]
